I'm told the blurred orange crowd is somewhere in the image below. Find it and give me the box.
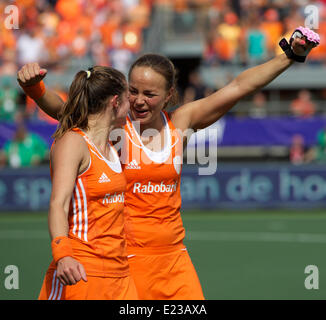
[202,0,326,65]
[152,0,326,66]
[0,0,153,77]
[1,0,326,78]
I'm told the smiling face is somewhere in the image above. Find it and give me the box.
[128,66,172,129]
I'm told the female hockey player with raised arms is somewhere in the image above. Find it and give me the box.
[18,26,319,299]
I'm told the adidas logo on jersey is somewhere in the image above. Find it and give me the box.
[98,173,111,183]
[125,159,141,170]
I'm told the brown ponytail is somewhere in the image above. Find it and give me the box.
[53,66,126,139]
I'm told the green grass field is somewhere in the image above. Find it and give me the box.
[0,210,326,300]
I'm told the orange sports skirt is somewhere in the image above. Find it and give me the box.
[38,269,138,300]
[127,245,204,300]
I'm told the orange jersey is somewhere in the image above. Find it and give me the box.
[122,111,185,250]
[49,128,129,277]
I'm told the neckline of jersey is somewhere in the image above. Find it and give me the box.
[79,129,122,173]
[128,111,172,164]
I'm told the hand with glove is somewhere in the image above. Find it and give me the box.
[279,27,320,63]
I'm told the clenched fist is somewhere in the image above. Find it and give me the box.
[17,62,47,87]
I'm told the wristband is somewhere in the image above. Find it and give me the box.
[51,236,74,263]
[21,81,46,100]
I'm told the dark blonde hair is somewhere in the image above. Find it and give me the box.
[128,53,179,108]
[53,66,126,139]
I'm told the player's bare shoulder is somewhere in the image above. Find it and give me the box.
[169,102,194,132]
[52,130,87,151]
[51,130,90,173]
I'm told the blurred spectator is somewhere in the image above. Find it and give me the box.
[186,70,207,100]
[0,113,49,168]
[55,0,82,22]
[260,8,283,59]
[182,86,196,104]
[315,127,326,162]
[290,90,316,118]
[110,47,134,75]
[248,92,268,118]
[0,77,19,122]
[173,0,196,34]
[275,14,302,56]
[0,49,17,76]
[245,19,267,66]
[126,0,151,29]
[305,126,326,163]
[183,70,213,104]
[214,11,241,64]
[16,28,47,67]
[90,40,111,66]
[0,151,6,168]
[289,134,306,165]
[203,35,218,66]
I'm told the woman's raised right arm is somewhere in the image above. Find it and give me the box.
[17,63,65,120]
